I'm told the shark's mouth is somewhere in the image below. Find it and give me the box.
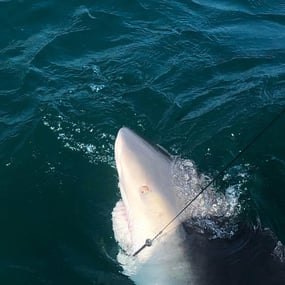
[112,200,142,277]
[112,200,134,254]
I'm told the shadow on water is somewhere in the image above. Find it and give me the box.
[184,221,285,285]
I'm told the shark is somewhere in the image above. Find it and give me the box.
[112,127,285,285]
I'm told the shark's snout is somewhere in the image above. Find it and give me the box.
[114,127,132,161]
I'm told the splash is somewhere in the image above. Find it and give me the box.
[274,241,285,263]
[42,113,115,165]
[171,158,248,239]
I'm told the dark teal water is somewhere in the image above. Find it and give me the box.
[1,0,285,284]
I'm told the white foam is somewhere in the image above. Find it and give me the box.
[274,241,285,263]
[42,113,115,165]
[171,158,246,238]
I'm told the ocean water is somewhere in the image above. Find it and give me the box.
[1,0,285,284]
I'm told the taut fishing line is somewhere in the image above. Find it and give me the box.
[133,106,285,257]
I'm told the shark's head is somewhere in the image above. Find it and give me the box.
[112,128,193,283]
[112,127,180,263]
[111,128,285,285]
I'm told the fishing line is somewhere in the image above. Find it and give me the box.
[133,106,285,257]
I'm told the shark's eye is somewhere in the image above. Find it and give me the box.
[139,185,150,194]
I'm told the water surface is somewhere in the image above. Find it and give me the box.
[1,0,285,284]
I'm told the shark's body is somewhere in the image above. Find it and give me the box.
[112,127,285,285]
